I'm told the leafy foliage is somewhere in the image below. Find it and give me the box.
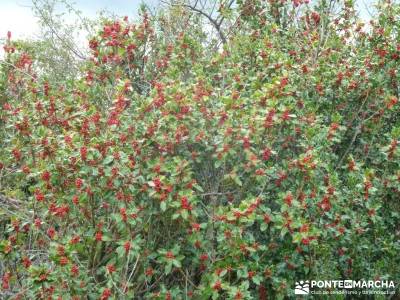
[0,0,399,299]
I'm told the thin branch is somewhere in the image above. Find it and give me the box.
[32,0,87,60]
[170,1,227,44]
[0,193,25,211]
[127,254,141,284]
[0,193,34,222]
[216,0,235,27]
[335,125,362,171]
[0,61,37,81]
[179,268,198,288]
[198,191,235,196]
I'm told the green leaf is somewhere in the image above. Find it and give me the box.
[252,275,262,286]
[233,176,243,186]
[165,263,172,275]
[181,209,189,220]
[103,156,114,165]
[172,259,181,268]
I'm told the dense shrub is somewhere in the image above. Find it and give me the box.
[0,0,399,299]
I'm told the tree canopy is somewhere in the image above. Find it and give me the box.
[0,0,399,299]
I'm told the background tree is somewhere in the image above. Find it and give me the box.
[0,0,399,299]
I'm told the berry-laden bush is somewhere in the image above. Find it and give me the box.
[1,0,400,299]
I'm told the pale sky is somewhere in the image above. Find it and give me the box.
[0,0,157,40]
[0,0,39,39]
[0,0,375,41]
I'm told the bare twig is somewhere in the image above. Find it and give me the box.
[179,268,198,288]
[198,191,234,196]
[184,3,227,44]
[32,0,87,60]
[162,0,227,44]
[0,61,37,81]
[127,254,141,284]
